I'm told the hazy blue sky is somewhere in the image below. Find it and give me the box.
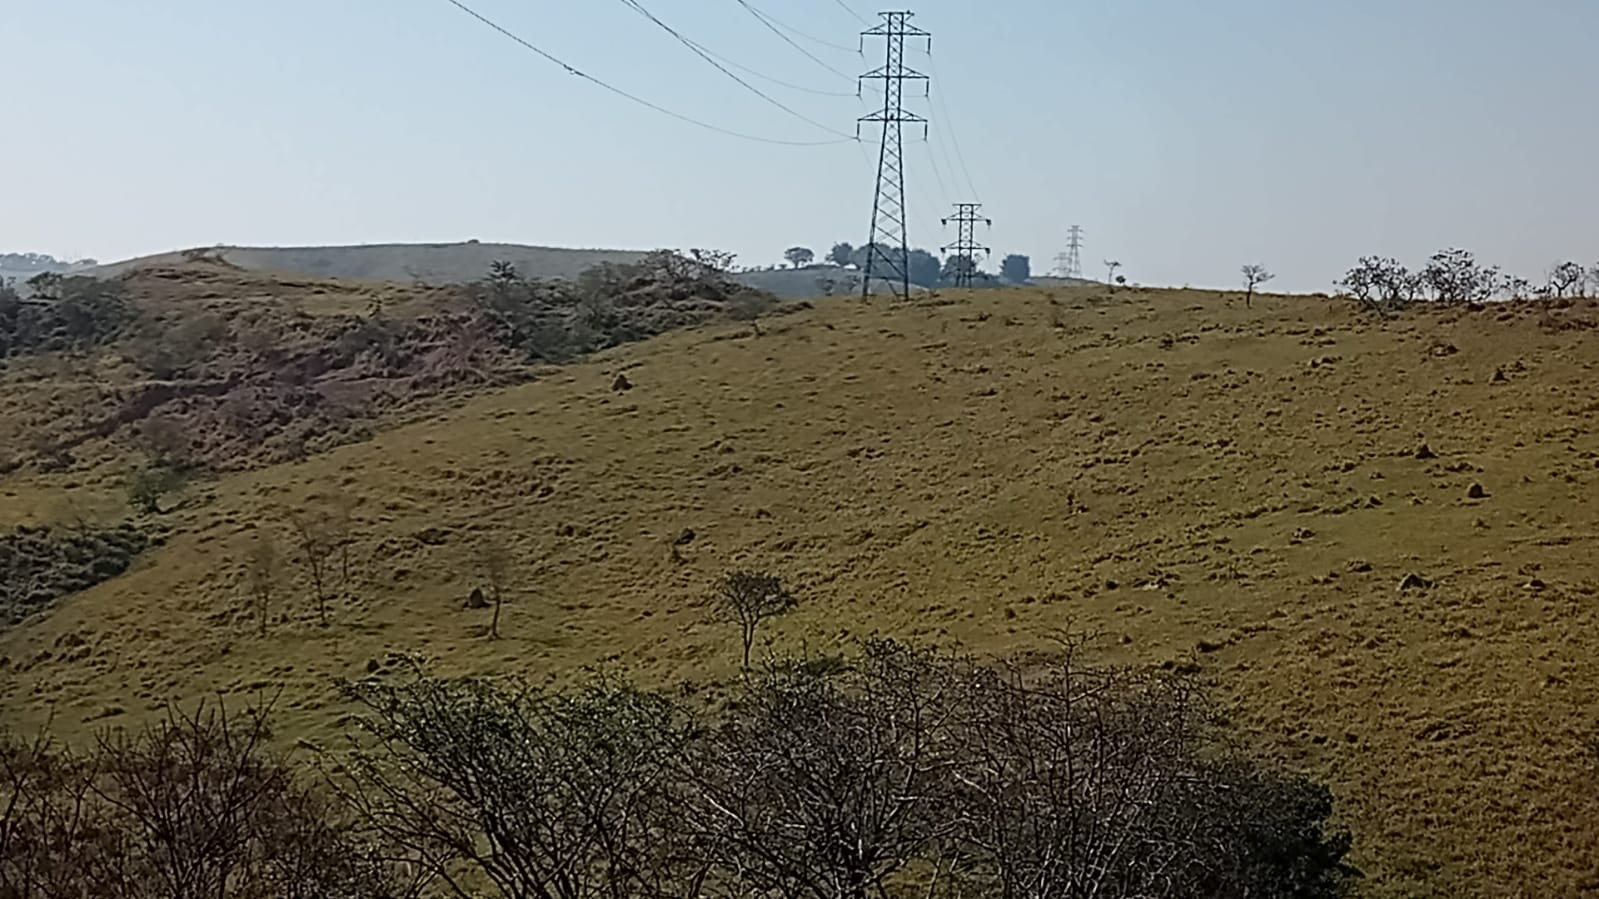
[7,0,1597,291]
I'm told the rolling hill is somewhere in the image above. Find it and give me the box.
[82,242,879,299]
[84,242,652,286]
[2,283,1598,896]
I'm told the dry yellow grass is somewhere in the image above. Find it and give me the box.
[3,286,1599,896]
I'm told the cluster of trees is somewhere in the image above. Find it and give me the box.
[1,639,1359,898]
[0,252,97,274]
[1335,250,1599,314]
[0,274,135,359]
[471,250,773,363]
[0,702,410,899]
[780,243,1033,288]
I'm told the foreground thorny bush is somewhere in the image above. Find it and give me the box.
[340,640,1359,899]
[0,703,418,899]
[2,642,1356,897]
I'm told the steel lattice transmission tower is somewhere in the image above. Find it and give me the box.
[1053,225,1085,279]
[941,202,991,288]
[858,11,930,300]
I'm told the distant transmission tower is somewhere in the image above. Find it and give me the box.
[1053,225,1084,279]
[941,202,991,288]
[858,11,930,301]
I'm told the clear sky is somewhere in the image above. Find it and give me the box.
[6,0,1596,291]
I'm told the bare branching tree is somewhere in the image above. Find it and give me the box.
[339,671,698,899]
[331,642,1357,899]
[713,570,797,668]
[474,536,511,639]
[1337,256,1420,315]
[1422,248,1500,304]
[287,511,336,626]
[329,492,359,597]
[246,531,280,636]
[1,702,411,899]
[1241,264,1274,308]
[1502,273,1534,300]
[1549,261,1585,297]
[0,723,103,897]
[685,640,967,899]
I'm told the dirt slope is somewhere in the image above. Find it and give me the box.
[2,287,1598,896]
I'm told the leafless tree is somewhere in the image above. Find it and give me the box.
[339,670,698,899]
[712,570,797,668]
[246,531,280,636]
[1421,248,1499,304]
[1550,261,1585,297]
[0,722,103,898]
[329,492,359,597]
[1241,264,1274,308]
[1337,256,1420,315]
[287,511,336,626]
[474,536,511,639]
[684,640,968,899]
[1104,260,1122,286]
[1,702,412,899]
[333,641,1356,899]
[1502,273,1534,300]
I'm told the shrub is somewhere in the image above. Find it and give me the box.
[126,463,182,515]
[340,642,1359,899]
[0,702,408,899]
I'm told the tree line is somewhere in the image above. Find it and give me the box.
[0,638,1359,899]
[779,243,1032,288]
[1334,250,1599,314]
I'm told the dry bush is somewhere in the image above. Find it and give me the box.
[340,671,696,899]
[286,510,337,626]
[339,641,1358,899]
[0,702,413,899]
[685,640,966,899]
[473,535,511,639]
[245,531,280,636]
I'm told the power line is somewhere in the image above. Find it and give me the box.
[619,0,857,140]
[829,0,870,26]
[732,0,862,84]
[920,140,954,210]
[925,52,981,201]
[441,0,851,146]
[735,0,861,54]
[678,32,859,97]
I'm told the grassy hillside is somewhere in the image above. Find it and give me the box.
[2,285,1598,896]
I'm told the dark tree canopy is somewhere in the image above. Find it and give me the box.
[1000,254,1031,284]
[783,246,815,268]
[907,248,943,287]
